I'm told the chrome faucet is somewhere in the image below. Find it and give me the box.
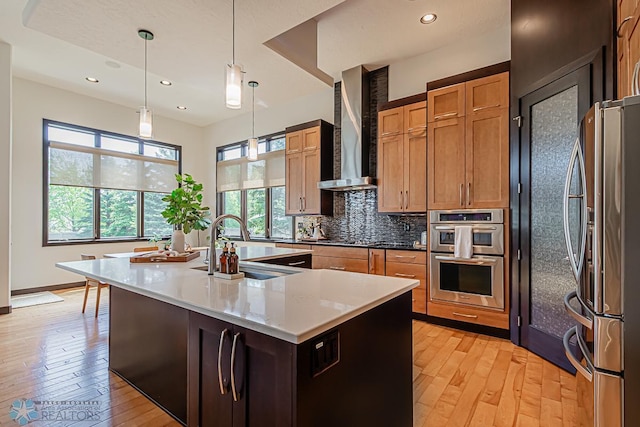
[208,214,250,275]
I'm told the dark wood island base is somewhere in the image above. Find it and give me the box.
[109,286,413,427]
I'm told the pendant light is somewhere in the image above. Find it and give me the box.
[226,0,243,109]
[138,29,154,139]
[247,81,259,161]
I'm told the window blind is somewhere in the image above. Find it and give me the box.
[217,150,285,191]
[49,141,179,193]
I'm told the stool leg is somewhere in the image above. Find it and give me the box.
[82,282,90,314]
[95,284,102,318]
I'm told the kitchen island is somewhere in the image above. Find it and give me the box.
[57,247,418,427]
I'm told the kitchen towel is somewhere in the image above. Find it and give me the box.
[454,226,473,259]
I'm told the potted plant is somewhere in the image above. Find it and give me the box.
[161,173,212,252]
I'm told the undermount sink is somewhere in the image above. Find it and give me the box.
[191,265,297,280]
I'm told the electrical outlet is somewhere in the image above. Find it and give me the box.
[403,223,410,232]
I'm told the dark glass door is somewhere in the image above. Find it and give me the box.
[518,64,591,371]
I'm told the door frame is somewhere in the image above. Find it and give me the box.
[510,49,604,371]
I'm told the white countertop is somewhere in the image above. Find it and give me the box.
[57,247,418,344]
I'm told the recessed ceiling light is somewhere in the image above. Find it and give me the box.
[160,80,172,86]
[85,77,99,83]
[420,13,437,24]
[177,105,187,110]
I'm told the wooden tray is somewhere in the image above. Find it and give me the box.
[130,251,200,263]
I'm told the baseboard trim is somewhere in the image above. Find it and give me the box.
[11,281,85,296]
[421,315,510,340]
[0,306,12,315]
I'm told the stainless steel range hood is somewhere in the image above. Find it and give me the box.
[317,65,376,191]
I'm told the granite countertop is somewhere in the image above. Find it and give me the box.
[56,247,418,344]
[274,239,427,251]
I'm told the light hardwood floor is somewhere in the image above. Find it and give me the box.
[0,288,577,426]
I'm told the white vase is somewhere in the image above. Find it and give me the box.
[171,229,186,253]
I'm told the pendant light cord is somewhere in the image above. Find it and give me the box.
[252,85,255,138]
[232,0,235,65]
[144,36,148,108]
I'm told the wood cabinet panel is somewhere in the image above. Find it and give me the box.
[368,249,386,275]
[385,250,427,265]
[404,101,427,134]
[302,127,320,151]
[302,150,321,214]
[427,83,465,122]
[312,256,369,273]
[412,288,427,315]
[285,130,302,154]
[285,152,303,215]
[312,245,368,259]
[385,263,426,289]
[427,118,466,209]
[426,300,509,330]
[465,72,509,113]
[377,134,404,212]
[405,131,427,212]
[465,108,510,208]
[378,107,404,136]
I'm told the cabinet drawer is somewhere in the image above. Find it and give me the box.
[312,256,369,273]
[385,250,427,264]
[385,262,426,288]
[412,288,426,315]
[426,301,509,330]
[428,83,465,122]
[312,245,368,259]
[290,243,312,250]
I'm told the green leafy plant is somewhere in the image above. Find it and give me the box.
[161,174,212,234]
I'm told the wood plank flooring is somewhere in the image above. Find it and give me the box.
[0,288,577,426]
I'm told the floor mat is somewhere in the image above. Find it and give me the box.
[11,291,64,308]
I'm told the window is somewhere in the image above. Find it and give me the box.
[44,120,181,244]
[216,133,292,239]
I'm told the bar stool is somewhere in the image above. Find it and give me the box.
[80,254,109,318]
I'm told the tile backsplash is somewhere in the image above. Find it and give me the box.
[299,190,426,243]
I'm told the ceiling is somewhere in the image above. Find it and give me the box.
[0,0,509,127]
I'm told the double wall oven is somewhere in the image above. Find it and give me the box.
[429,209,505,310]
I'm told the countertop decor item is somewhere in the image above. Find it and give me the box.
[161,174,212,252]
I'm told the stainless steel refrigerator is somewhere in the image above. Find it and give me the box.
[562,95,640,426]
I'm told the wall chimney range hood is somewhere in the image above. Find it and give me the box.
[317,65,376,191]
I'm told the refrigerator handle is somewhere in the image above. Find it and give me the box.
[563,137,588,282]
[563,291,593,329]
[563,326,594,382]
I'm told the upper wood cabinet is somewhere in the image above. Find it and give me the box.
[284,120,333,216]
[427,72,510,209]
[465,72,509,113]
[378,100,427,213]
[617,0,640,99]
[427,84,465,122]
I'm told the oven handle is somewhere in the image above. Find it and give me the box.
[563,326,594,382]
[563,290,593,329]
[434,255,497,264]
[433,225,498,231]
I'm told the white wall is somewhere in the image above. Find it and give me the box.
[11,78,206,290]
[388,26,511,101]
[0,42,11,309]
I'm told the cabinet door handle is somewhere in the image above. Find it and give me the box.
[434,112,457,120]
[299,197,302,212]
[394,255,416,259]
[329,266,346,270]
[370,253,376,272]
[453,312,478,319]
[302,197,306,211]
[467,182,471,206]
[218,329,229,395]
[407,126,426,132]
[394,273,416,278]
[459,184,464,206]
[405,191,409,209]
[617,16,634,37]
[288,260,306,266]
[230,332,241,402]
[399,191,403,208]
[472,104,500,112]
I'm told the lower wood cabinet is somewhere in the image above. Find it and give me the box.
[188,312,294,427]
[385,250,427,315]
[425,301,509,330]
[368,249,386,275]
[312,246,369,273]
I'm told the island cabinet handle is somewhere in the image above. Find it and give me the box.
[288,260,306,266]
[218,329,229,395]
[230,332,241,402]
[329,266,346,270]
